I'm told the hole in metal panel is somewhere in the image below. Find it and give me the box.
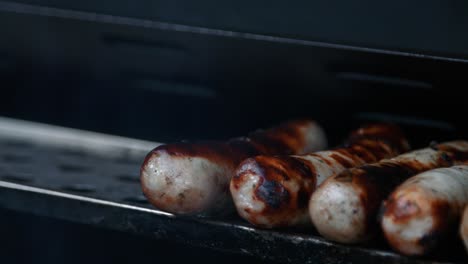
[134,79,217,99]
[3,154,32,163]
[353,112,456,131]
[336,72,433,90]
[2,172,33,183]
[58,163,90,173]
[116,174,140,183]
[123,195,148,204]
[62,183,96,193]
[101,34,186,53]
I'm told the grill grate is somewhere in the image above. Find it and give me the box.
[0,122,151,208]
[0,117,463,264]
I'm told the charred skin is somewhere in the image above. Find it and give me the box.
[381,165,468,256]
[230,123,409,228]
[245,119,327,155]
[309,141,468,244]
[345,123,410,152]
[231,156,315,227]
[140,119,327,215]
[461,205,468,254]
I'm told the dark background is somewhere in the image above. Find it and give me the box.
[0,1,467,263]
[1,1,467,144]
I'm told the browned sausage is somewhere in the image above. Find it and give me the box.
[461,205,468,254]
[381,165,468,256]
[140,119,327,215]
[309,141,468,244]
[229,123,409,228]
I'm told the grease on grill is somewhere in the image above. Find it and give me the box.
[2,140,34,149]
[123,195,149,204]
[62,183,96,193]
[58,163,90,173]
[1,172,33,183]
[116,174,140,183]
[114,156,141,165]
[2,153,32,163]
[60,149,86,157]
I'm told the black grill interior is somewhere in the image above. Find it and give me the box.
[1,2,467,145]
[1,1,468,264]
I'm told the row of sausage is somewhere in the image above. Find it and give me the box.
[140,119,468,257]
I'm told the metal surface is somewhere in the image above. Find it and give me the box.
[2,0,468,146]
[1,1,468,63]
[4,1,468,61]
[0,117,462,264]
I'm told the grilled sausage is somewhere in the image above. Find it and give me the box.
[381,165,468,256]
[309,141,468,244]
[230,123,409,228]
[461,205,468,254]
[141,119,327,215]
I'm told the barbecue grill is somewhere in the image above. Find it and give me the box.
[1,1,467,263]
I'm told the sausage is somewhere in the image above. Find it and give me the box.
[461,205,468,254]
[230,123,409,228]
[309,141,468,244]
[140,119,327,215]
[381,165,468,256]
